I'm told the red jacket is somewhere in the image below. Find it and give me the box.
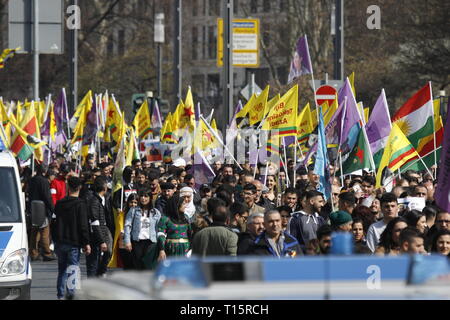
[50,176,66,205]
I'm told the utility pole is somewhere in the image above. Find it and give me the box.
[174,0,182,106]
[33,0,39,101]
[154,13,165,99]
[69,0,78,115]
[222,0,233,136]
[334,0,344,81]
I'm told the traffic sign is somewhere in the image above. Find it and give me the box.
[217,18,260,68]
[240,83,262,101]
[316,85,337,106]
[309,80,343,92]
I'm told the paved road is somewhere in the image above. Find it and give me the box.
[30,256,88,300]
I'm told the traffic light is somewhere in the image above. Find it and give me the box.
[132,93,147,115]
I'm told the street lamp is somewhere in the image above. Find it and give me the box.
[154,13,165,99]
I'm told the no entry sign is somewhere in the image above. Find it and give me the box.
[316,85,337,106]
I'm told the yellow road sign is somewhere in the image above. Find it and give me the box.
[217,18,260,68]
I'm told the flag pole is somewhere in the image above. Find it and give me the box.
[430,82,437,179]
[282,137,290,187]
[263,161,269,186]
[296,141,309,172]
[293,140,297,187]
[339,151,344,186]
[62,88,71,140]
[200,115,242,170]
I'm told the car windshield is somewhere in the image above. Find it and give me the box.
[0,167,21,223]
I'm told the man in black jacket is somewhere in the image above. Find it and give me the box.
[112,166,136,211]
[237,212,265,255]
[155,182,176,215]
[53,177,91,300]
[246,210,303,257]
[86,176,114,277]
[28,164,56,261]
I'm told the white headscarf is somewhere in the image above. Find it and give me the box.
[180,186,196,218]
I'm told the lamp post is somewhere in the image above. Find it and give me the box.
[154,13,165,99]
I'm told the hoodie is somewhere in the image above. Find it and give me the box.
[53,196,90,247]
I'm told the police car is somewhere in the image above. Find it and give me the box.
[0,150,31,300]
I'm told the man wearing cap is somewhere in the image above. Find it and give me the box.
[289,190,326,251]
[307,164,320,190]
[330,211,353,232]
[338,191,357,215]
[155,182,176,215]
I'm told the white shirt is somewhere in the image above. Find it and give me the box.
[366,220,388,253]
[138,211,151,240]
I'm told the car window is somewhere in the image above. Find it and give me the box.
[0,167,21,223]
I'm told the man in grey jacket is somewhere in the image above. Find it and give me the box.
[191,205,238,256]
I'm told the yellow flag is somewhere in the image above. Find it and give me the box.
[132,100,152,139]
[49,102,57,142]
[323,96,338,126]
[236,94,256,119]
[71,91,93,144]
[16,101,23,125]
[297,103,314,145]
[267,94,280,112]
[181,88,195,131]
[349,71,356,97]
[104,98,123,143]
[261,85,298,137]
[248,85,270,125]
[9,101,46,161]
[126,127,139,166]
[364,107,369,124]
[375,123,420,188]
[161,112,176,143]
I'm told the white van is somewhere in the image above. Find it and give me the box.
[0,151,31,300]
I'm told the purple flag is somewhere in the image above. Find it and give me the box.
[435,107,450,211]
[82,96,98,147]
[366,89,392,157]
[301,100,345,166]
[151,99,163,129]
[194,102,201,122]
[192,152,216,189]
[54,88,68,134]
[339,78,361,155]
[287,35,313,84]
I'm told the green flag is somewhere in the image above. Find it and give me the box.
[342,127,372,174]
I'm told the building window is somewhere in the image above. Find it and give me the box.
[207,74,220,105]
[193,0,198,16]
[280,0,288,12]
[234,0,238,14]
[263,0,270,12]
[263,27,270,47]
[192,74,205,101]
[118,30,125,56]
[254,68,270,88]
[203,26,207,59]
[192,27,198,60]
[209,0,220,16]
[107,34,114,57]
[250,0,258,13]
[208,26,217,59]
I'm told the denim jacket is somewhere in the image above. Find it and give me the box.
[123,207,161,244]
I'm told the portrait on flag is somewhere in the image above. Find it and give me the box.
[287,36,312,83]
